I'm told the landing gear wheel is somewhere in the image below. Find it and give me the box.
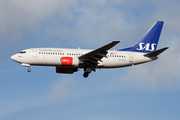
[27,68,31,72]
[83,72,89,78]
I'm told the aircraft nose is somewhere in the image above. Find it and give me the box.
[11,54,17,61]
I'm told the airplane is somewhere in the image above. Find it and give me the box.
[11,21,168,78]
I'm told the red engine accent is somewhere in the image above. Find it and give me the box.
[61,57,73,66]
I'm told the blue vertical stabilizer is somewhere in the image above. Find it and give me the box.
[118,21,164,53]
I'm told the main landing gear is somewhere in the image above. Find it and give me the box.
[83,68,91,78]
[83,72,89,78]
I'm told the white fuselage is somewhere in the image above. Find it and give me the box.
[11,48,155,68]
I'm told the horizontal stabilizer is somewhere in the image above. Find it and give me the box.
[144,47,169,57]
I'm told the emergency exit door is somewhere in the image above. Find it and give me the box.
[129,53,133,62]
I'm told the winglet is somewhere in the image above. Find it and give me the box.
[144,47,169,57]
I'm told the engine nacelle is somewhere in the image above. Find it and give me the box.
[56,66,78,74]
[60,57,79,66]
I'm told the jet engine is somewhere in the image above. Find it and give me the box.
[56,66,78,74]
[60,57,79,66]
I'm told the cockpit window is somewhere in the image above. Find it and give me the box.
[19,51,26,54]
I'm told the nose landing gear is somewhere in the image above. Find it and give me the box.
[21,63,31,72]
[27,67,31,72]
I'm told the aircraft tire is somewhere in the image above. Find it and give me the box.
[27,68,31,72]
[83,72,89,78]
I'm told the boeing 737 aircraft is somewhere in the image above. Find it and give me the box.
[11,21,168,78]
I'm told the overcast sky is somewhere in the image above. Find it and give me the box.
[0,0,180,120]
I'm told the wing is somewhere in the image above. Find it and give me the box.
[79,41,120,66]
